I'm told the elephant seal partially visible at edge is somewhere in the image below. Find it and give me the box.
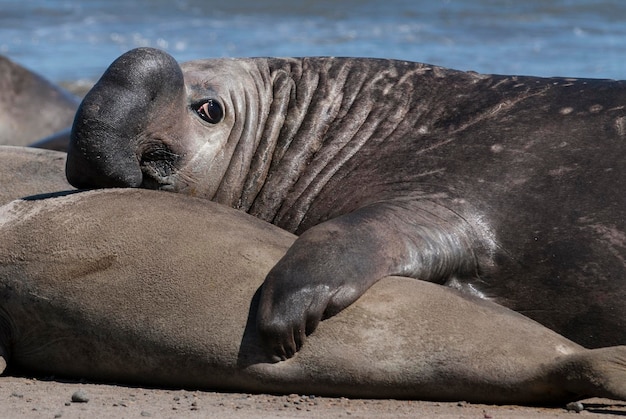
[66,47,626,358]
[0,55,78,149]
[1,188,626,404]
[0,146,73,205]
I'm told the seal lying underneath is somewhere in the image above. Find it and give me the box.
[0,146,73,205]
[66,48,626,358]
[1,188,626,404]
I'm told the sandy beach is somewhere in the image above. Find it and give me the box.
[2,375,626,418]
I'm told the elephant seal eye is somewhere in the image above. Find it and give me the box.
[195,99,224,124]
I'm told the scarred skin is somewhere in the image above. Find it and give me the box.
[66,47,626,359]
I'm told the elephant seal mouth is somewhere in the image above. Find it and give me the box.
[65,134,144,189]
[139,169,175,191]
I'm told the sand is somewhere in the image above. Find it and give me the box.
[1,375,625,418]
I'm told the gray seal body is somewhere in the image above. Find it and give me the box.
[1,189,626,404]
[0,146,73,205]
[0,55,78,149]
[66,48,626,357]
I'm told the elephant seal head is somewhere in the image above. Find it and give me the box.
[66,47,264,200]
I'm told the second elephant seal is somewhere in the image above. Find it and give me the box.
[0,146,73,205]
[0,55,78,149]
[1,189,626,404]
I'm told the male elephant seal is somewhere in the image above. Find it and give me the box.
[2,188,626,404]
[66,47,626,358]
[0,55,78,149]
[0,146,73,205]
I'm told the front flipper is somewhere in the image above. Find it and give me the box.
[257,200,481,360]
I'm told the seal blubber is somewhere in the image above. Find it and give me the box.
[66,48,626,358]
[0,146,73,205]
[0,55,78,149]
[1,189,626,404]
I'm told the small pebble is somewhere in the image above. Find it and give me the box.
[71,390,89,403]
[140,411,152,417]
[566,401,584,412]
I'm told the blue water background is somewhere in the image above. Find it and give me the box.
[1,0,625,84]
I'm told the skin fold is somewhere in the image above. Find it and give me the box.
[66,47,626,358]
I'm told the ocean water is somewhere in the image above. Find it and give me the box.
[1,0,625,84]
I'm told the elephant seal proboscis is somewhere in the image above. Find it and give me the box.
[66,47,626,358]
[1,188,626,404]
[0,146,73,205]
[0,55,78,150]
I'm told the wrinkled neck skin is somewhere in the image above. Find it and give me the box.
[174,59,271,202]
[181,57,478,234]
